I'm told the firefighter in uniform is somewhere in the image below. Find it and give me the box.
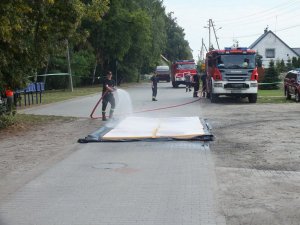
[200,72,207,97]
[185,73,192,92]
[102,71,116,121]
[192,74,200,97]
[150,73,159,101]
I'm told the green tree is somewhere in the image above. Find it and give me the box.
[71,48,96,86]
[121,9,152,82]
[296,57,300,68]
[139,0,167,73]
[0,0,109,89]
[262,60,280,90]
[286,57,293,71]
[163,12,193,62]
[87,0,170,83]
[280,59,286,72]
[1,0,192,88]
[87,0,140,81]
[275,59,285,73]
[0,1,38,88]
[291,57,298,69]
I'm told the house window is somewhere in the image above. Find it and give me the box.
[265,48,275,58]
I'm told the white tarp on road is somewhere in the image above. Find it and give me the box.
[102,116,206,140]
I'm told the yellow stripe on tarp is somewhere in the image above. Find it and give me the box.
[152,119,161,138]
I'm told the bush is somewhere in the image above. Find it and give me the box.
[0,103,6,115]
[0,115,16,129]
[261,60,280,90]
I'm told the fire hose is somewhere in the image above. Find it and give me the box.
[90,90,203,119]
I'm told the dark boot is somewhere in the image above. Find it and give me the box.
[102,112,107,121]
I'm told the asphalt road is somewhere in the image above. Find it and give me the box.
[0,82,226,225]
[20,82,202,118]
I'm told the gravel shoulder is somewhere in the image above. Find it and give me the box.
[199,100,300,225]
[0,117,99,202]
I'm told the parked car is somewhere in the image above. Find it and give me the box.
[284,70,300,102]
[155,65,170,82]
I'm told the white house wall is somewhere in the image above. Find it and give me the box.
[252,33,298,68]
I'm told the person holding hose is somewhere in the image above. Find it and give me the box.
[102,71,116,121]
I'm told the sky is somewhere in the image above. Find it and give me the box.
[163,0,300,60]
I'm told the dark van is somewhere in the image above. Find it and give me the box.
[155,66,170,82]
[284,70,300,102]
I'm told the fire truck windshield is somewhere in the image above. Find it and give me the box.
[176,64,196,70]
[217,54,255,69]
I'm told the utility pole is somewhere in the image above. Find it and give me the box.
[199,38,207,61]
[204,19,221,51]
[208,19,211,51]
[66,39,73,92]
[204,19,212,51]
[200,38,204,61]
[211,20,222,50]
[203,40,208,53]
[43,56,50,85]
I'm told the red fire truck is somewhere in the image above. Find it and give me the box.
[171,60,197,88]
[205,47,258,103]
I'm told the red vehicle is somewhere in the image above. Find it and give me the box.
[171,60,197,88]
[205,47,258,103]
[284,69,300,102]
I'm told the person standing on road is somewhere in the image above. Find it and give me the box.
[200,72,207,97]
[185,73,192,92]
[192,74,200,97]
[102,71,116,121]
[150,72,159,101]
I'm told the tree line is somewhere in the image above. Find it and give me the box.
[0,0,193,90]
[258,55,300,89]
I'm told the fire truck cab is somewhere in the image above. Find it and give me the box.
[171,60,197,88]
[205,47,258,103]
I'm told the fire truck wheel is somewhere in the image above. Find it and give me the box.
[295,92,300,102]
[285,89,291,100]
[248,94,257,103]
[172,81,178,88]
[206,92,210,99]
[210,93,218,103]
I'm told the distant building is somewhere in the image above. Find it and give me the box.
[249,28,300,68]
[292,48,300,56]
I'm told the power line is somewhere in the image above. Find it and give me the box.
[276,23,300,32]
[218,4,300,27]
[220,23,300,39]
[215,0,298,24]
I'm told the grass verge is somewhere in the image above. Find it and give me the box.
[42,86,101,104]
[257,88,297,103]
[0,114,75,130]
